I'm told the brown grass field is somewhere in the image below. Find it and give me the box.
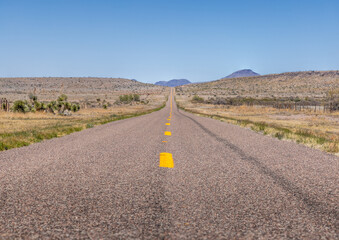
[176,94,339,156]
[0,90,167,151]
[175,71,339,155]
[0,77,166,102]
[177,71,339,99]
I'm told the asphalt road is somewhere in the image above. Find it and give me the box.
[0,90,338,239]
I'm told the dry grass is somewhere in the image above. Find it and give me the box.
[177,71,339,99]
[176,95,339,155]
[0,94,167,151]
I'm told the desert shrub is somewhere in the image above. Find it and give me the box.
[47,101,57,113]
[33,101,47,111]
[57,94,68,102]
[192,95,204,103]
[133,94,140,101]
[34,101,41,110]
[71,104,80,112]
[118,94,140,104]
[46,95,80,114]
[64,102,72,110]
[86,123,94,128]
[12,100,30,113]
[275,132,284,140]
[258,123,266,131]
[71,104,76,112]
[41,103,47,111]
[119,95,129,102]
[252,122,267,132]
[103,104,108,109]
[28,93,38,101]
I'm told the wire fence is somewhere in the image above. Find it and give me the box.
[205,97,339,112]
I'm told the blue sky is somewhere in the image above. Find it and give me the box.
[1,0,338,83]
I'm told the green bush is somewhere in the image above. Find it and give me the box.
[33,101,47,111]
[71,104,80,112]
[119,94,140,103]
[47,101,57,113]
[275,132,284,140]
[11,94,77,115]
[64,102,71,110]
[57,94,68,102]
[119,95,127,102]
[28,93,38,101]
[12,100,30,113]
[192,95,204,103]
[133,94,140,101]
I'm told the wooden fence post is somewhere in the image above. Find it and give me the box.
[0,98,9,111]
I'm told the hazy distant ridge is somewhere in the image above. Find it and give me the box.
[155,79,191,87]
[225,69,260,78]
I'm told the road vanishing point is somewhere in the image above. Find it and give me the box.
[0,88,338,239]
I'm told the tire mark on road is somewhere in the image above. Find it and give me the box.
[180,111,338,228]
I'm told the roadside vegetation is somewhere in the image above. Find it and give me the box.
[115,94,151,105]
[188,92,339,112]
[11,94,80,115]
[192,95,205,103]
[0,94,166,151]
[176,95,339,155]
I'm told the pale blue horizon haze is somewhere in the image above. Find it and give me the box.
[1,0,339,83]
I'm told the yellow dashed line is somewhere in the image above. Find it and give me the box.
[159,89,174,168]
[159,152,174,168]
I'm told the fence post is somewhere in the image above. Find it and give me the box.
[0,98,9,112]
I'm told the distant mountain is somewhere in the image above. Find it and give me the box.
[155,79,191,87]
[225,69,260,78]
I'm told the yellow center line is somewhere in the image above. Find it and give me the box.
[159,152,174,168]
[159,89,174,169]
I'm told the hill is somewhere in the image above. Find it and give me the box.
[176,71,339,99]
[225,69,260,78]
[0,77,165,102]
[155,79,191,87]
